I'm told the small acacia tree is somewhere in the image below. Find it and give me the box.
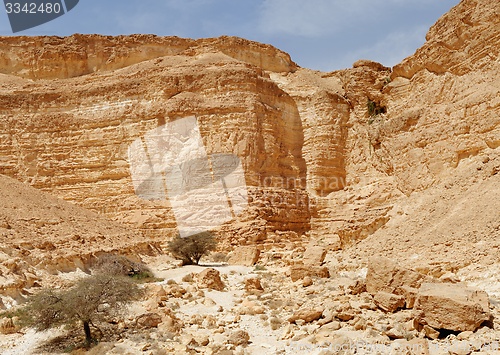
[25,273,142,345]
[167,231,217,265]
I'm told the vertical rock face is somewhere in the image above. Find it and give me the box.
[0,0,498,254]
[270,70,351,196]
[0,37,308,243]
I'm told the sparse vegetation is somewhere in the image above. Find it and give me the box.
[91,253,160,283]
[23,274,142,346]
[167,231,217,265]
[210,252,229,263]
[367,98,386,118]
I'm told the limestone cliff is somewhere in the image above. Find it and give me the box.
[0,35,309,246]
[0,0,498,268]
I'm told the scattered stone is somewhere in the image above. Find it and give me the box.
[227,329,250,346]
[317,309,334,326]
[290,265,329,282]
[164,284,187,298]
[303,245,327,265]
[288,308,323,324]
[195,334,210,347]
[136,313,162,329]
[374,291,406,313]
[352,317,367,331]
[349,279,367,295]
[197,268,224,291]
[457,331,473,340]
[245,277,264,292]
[228,246,260,266]
[422,325,440,340]
[182,273,194,283]
[159,309,183,333]
[302,276,313,287]
[238,299,265,315]
[414,283,491,332]
[336,311,356,322]
[385,325,405,339]
[319,320,341,332]
[396,285,419,309]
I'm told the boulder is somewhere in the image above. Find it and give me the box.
[197,268,224,291]
[414,283,491,332]
[422,325,440,340]
[227,330,250,346]
[374,291,406,313]
[288,308,323,324]
[290,265,329,282]
[136,313,162,329]
[244,277,263,292]
[366,257,426,295]
[228,246,260,266]
[303,245,327,265]
[396,285,419,309]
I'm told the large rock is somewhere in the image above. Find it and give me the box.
[227,330,250,346]
[244,277,264,292]
[373,291,406,313]
[414,283,491,332]
[197,268,224,291]
[366,257,426,295]
[302,245,327,265]
[228,246,260,266]
[289,265,330,282]
[288,308,323,324]
[136,313,162,329]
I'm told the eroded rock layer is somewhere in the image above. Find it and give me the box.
[0,0,499,261]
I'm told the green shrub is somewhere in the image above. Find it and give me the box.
[167,232,217,265]
[367,99,386,117]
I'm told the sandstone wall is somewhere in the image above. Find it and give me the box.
[0,43,309,243]
[0,0,498,250]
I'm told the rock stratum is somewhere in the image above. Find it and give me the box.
[0,0,499,282]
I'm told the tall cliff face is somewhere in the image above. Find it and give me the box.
[0,0,498,254]
[0,36,309,244]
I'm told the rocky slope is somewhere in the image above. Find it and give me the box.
[0,174,159,303]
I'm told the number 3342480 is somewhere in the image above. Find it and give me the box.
[5,2,62,14]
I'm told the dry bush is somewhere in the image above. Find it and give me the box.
[25,274,142,345]
[210,252,229,263]
[167,232,217,265]
[91,254,155,281]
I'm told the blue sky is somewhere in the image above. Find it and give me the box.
[0,0,460,71]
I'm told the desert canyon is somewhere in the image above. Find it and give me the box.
[0,0,499,353]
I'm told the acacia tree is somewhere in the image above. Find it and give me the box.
[25,274,141,345]
[167,231,217,265]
